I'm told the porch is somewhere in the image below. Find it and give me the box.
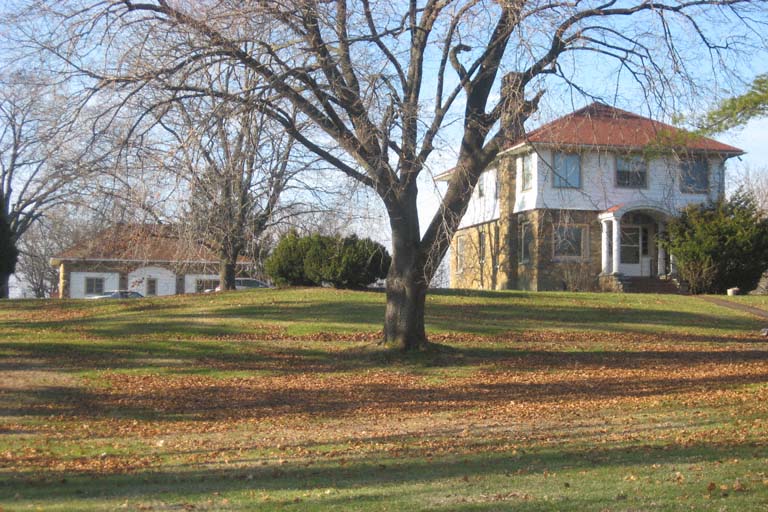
[598,204,676,280]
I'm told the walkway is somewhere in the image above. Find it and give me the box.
[698,296,768,320]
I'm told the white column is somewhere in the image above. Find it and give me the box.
[601,221,610,274]
[657,222,666,277]
[612,217,621,275]
[670,254,677,276]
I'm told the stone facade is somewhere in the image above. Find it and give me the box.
[452,206,604,292]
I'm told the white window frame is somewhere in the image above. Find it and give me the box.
[85,277,104,295]
[521,154,533,191]
[552,225,588,261]
[519,222,533,263]
[680,156,709,193]
[615,154,648,189]
[553,152,581,189]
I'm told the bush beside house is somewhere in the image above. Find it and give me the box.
[659,192,768,294]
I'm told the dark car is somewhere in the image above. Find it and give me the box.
[90,290,145,299]
[213,278,272,292]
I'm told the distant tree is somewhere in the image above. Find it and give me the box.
[701,74,768,134]
[0,71,96,298]
[659,192,768,294]
[157,67,312,291]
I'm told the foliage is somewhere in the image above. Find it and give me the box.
[701,74,768,134]
[267,232,390,288]
[264,231,315,287]
[660,192,768,294]
[305,234,391,289]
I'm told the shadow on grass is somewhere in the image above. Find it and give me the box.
[3,350,767,421]
[3,440,765,509]
[3,299,761,340]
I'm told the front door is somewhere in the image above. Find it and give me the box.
[619,225,653,276]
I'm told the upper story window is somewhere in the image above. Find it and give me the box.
[477,174,485,197]
[553,226,587,259]
[616,155,647,188]
[521,154,533,190]
[553,152,581,188]
[478,231,486,263]
[494,170,500,199]
[680,157,709,193]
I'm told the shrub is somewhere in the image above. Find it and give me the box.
[303,234,337,285]
[659,191,768,294]
[267,232,391,288]
[335,235,391,289]
[264,231,315,286]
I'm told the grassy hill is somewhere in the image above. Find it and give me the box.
[1,288,767,511]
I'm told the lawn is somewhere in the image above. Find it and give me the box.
[1,288,767,511]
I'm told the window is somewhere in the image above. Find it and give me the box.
[620,227,641,264]
[195,279,219,293]
[146,278,158,296]
[553,152,581,188]
[553,226,586,259]
[616,155,647,188]
[477,175,485,197]
[478,231,486,263]
[85,277,104,295]
[494,171,500,199]
[680,157,709,193]
[456,236,465,270]
[521,154,533,190]
[519,223,533,263]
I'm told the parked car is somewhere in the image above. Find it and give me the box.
[214,278,271,292]
[89,290,144,299]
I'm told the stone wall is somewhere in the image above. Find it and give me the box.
[530,209,602,292]
[451,221,504,290]
[451,208,604,292]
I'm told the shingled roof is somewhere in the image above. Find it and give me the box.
[508,102,743,154]
[52,224,227,263]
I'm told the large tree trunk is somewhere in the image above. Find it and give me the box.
[383,188,429,351]
[0,272,10,299]
[219,252,238,291]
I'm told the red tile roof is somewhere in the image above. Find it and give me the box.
[53,224,246,263]
[509,102,743,154]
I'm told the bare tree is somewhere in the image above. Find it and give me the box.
[159,83,309,290]
[0,70,96,298]
[15,207,103,298]
[18,0,767,347]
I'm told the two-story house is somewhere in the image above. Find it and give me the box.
[442,103,743,292]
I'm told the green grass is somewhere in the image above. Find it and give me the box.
[1,288,767,511]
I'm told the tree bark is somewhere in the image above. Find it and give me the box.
[383,188,429,351]
[0,272,10,299]
[219,252,237,291]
